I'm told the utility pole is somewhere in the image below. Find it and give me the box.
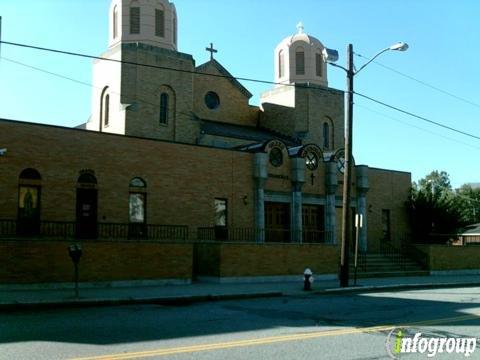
[323,42,407,288]
[339,44,354,287]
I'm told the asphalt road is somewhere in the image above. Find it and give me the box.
[1,286,480,360]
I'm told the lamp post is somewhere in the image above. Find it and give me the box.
[323,42,408,287]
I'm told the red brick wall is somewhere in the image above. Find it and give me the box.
[195,242,339,277]
[0,240,193,283]
[415,244,480,271]
[0,120,254,233]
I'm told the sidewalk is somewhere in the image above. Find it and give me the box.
[2,274,480,310]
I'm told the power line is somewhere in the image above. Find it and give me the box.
[355,91,480,141]
[0,56,195,122]
[0,40,335,93]
[1,56,94,88]
[354,52,480,110]
[2,40,480,142]
[355,102,480,151]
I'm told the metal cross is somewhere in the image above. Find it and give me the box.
[310,172,315,186]
[206,42,218,60]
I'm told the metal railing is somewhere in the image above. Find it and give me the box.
[462,235,480,245]
[197,227,333,243]
[379,234,411,270]
[0,219,188,241]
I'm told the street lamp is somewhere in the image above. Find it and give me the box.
[323,42,408,287]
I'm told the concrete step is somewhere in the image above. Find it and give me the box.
[352,268,424,274]
[353,270,430,278]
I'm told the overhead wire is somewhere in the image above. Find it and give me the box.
[1,39,480,142]
[354,52,480,110]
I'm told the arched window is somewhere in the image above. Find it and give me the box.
[104,94,110,127]
[278,49,284,78]
[130,6,140,34]
[316,50,323,77]
[155,8,165,37]
[100,87,110,130]
[113,5,118,39]
[323,122,330,149]
[18,168,42,236]
[296,47,305,75]
[159,93,168,124]
[129,177,147,238]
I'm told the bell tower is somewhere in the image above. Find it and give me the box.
[109,0,178,51]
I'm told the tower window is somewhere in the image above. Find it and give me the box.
[100,87,110,131]
[278,50,284,78]
[113,5,118,39]
[130,7,140,34]
[160,93,168,124]
[296,49,305,75]
[173,15,177,44]
[316,53,323,77]
[104,94,110,127]
[323,122,330,149]
[155,9,165,37]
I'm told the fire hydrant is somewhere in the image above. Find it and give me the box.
[303,268,313,291]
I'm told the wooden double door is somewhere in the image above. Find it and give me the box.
[264,202,325,243]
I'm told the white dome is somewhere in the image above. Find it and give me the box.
[274,23,328,87]
[109,0,178,51]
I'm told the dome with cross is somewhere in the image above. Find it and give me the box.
[274,22,328,87]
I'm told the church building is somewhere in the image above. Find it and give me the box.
[0,0,412,283]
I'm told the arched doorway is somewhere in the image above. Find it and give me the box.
[76,171,98,239]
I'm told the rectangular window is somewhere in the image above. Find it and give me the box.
[316,53,323,77]
[130,7,140,34]
[382,209,391,241]
[155,9,165,37]
[296,51,305,75]
[214,198,227,226]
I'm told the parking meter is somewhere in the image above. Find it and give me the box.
[68,244,82,298]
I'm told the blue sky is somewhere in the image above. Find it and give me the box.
[0,0,479,188]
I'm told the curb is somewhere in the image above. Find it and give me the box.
[0,291,283,311]
[315,281,480,295]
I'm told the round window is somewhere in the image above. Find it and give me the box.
[269,147,283,167]
[204,91,220,110]
[305,152,318,170]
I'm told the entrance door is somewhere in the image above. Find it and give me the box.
[265,202,290,242]
[302,205,325,243]
[76,188,98,239]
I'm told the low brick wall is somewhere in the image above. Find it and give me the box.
[195,242,340,278]
[414,244,480,271]
[0,240,193,284]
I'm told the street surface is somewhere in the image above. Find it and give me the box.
[1,286,479,359]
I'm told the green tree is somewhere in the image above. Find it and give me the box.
[409,171,464,243]
[455,184,480,224]
[417,170,452,193]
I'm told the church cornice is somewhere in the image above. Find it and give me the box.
[121,42,194,62]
